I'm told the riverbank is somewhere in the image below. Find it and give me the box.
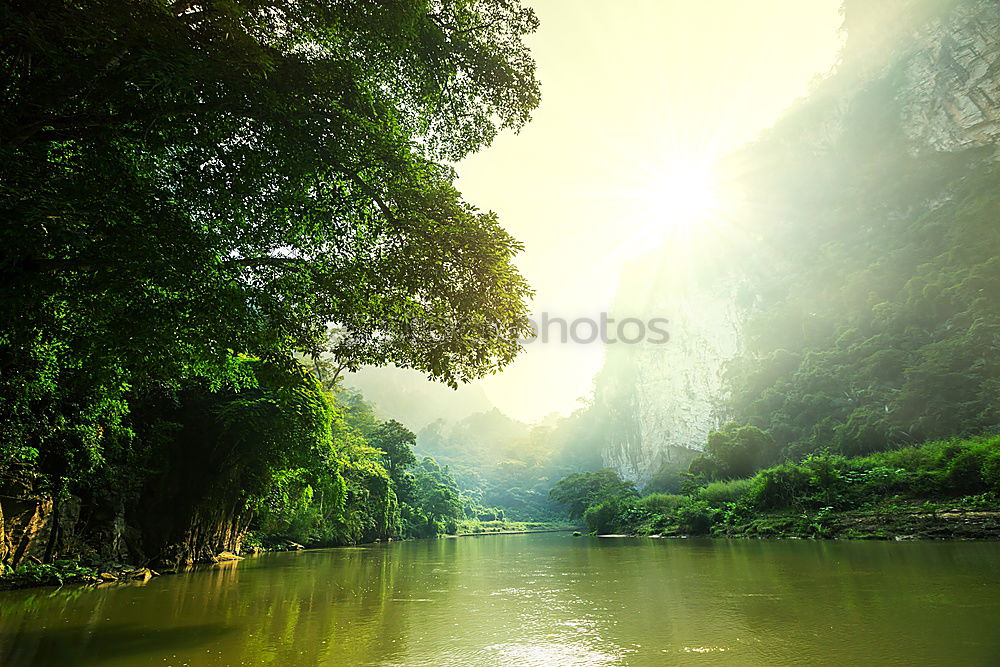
[615,501,1000,541]
[0,526,579,592]
[0,550,250,592]
[718,505,1000,540]
[562,435,1000,541]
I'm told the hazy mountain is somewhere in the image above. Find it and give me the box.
[344,365,496,431]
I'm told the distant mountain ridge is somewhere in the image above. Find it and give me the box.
[344,365,496,431]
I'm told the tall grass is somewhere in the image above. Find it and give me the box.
[636,493,688,514]
[696,479,754,506]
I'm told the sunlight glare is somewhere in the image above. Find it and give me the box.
[642,162,717,230]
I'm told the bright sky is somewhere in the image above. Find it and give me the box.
[363,1,846,424]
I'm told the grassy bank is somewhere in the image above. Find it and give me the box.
[581,435,1000,540]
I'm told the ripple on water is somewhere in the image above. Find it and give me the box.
[478,640,627,666]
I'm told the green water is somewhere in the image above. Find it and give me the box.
[1,534,998,666]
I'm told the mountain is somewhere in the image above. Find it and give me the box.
[594,0,1000,482]
[344,366,495,431]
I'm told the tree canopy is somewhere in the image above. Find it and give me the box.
[548,469,637,520]
[0,0,540,483]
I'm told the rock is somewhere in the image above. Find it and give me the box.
[215,551,243,561]
[99,572,117,582]
[131,568,154,581]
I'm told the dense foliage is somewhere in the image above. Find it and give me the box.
[723,72,999,460]
[249,387,472,546]
[0,0,542,568]
[554,435,1000,538]
[0,0,538,491]
[548,469,637,521]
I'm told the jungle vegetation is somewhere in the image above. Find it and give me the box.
[551,435,1000,539]
[0,0,540,568]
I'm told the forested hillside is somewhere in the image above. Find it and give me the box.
[580,0,998,482]
[413,407,605,520]
[716,12,999,470]
[550,0,999,536]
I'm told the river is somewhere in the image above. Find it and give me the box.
[1,533,998,666]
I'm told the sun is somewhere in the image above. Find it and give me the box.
[640,162,717,230]
[603,157,721,262]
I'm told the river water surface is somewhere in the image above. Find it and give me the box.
[1,533,998,666]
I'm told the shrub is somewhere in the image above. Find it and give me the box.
[801,453,850,507]
[676,500,717,534]
[748,463,811,510]
[4,559,97,587]
[583,501,619,534]
[583,496,639,534]
[945,449,987,495]
[908,469,946,497]
[844,465,907,498]
[982,449,1000,491]
[860,446,934,472]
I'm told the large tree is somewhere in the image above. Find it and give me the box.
[548,469,637,520]
[0,1,539,480]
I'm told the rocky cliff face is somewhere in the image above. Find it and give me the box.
[597,243,747,482]
[898,0,1000,152]
[597,0,999,484]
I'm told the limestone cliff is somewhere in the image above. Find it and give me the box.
[596,238,748,482]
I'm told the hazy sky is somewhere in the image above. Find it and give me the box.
[359,0,846,423]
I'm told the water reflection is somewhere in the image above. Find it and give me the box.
[0,535,998,665]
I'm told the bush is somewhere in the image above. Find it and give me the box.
[583,501,619,534]
[800,453,850,507]
[843,465,907,498]
[748,463,811,510]
[567,435,1000,538]
[945,449,987,495]
[857,444,937,473]
[583,497,638,534]
[907,469,946,497]
[982,449,1000,491]
[696,479,753,506]
[676,500,717,534]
